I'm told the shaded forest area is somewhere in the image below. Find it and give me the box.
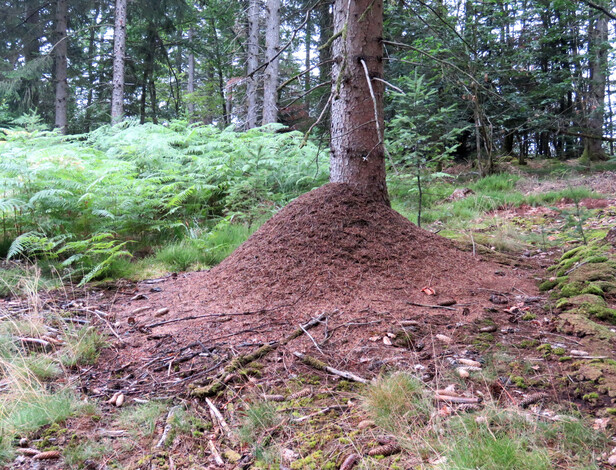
[2,0,616,168]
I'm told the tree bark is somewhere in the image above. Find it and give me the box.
[54,0,68,134]
[584,11,608,161]
[262,0,280,125]
[329,0,389,205]
[246,0,260,128]
[187,28,195,122]
[304,8,312,107]
[111,0,127,124]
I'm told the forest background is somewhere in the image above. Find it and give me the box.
[1,0,616,284]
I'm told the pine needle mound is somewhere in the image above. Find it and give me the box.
[193,182,524,312]
[101,182,538,395]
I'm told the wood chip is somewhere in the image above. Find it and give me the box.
[457,368,470,378]
[479,325,497,333]
[570,349,589,356]
[383,336,392,346]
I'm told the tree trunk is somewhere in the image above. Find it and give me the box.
[85,1,100,131]
[54,0,68,134]
[262,0,280,125]
[318,2,333,85]
[304,8,312,107]
[187,28,195,122]
[584,11,608,161]
[246,0,260,128]
[111,0,127,124]
[329,0,389,205]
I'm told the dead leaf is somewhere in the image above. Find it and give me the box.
[421,286,436,295]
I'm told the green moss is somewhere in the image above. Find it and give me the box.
[605,408,616,415]
[586,305,616,324]
[559,282,585,298]
[539,279,559,291]
[560,246,585,261]
[552,347,566,356]
[587,255,609,264]
[518,339,540,349]
[569,262,616,283]
[556,294,606,310]
[521,313,537,321]
[290,451,326,469]
[559,356,572,362]
[581,283,605,296]
[582,392,599,402]
[511,376,528,389]
[557,313,616,341]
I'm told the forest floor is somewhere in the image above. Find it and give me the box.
[3,165,616,469]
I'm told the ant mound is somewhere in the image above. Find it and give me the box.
[104,183,538,393]
[164,182,532,319]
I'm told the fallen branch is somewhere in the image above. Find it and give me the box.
[292,352,369,384]
[291,405,349,423]
[191,313,328,397]
[155,405,182,448]
[406,301,458,311]
[205,398,234,441]
[434,394,482,404]
[208,439,224,466]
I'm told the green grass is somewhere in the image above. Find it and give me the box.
[118,401,169,437]
[361,373,608,469]
[153,220,261,272]
[64,441,108,469]
[60,327,106,368]
[238,401,281,446]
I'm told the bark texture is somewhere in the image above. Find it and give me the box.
[330,0,389,204]
[111,0,127,124]
[246,0,260,128]
[262,0,280,125]
[187,28,195,122]
[54,0,68,134]
[584,11,608,161]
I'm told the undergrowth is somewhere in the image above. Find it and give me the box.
[0,121,326,283]
[363,373,608,469]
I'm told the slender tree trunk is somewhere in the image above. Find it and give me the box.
[187,28,195,122]
[584,12,608,161]
[85,1,100,131]
[54,0,68,134]
[304,8,312,107]
[318,2,332,85]
[262,0,280,125]
[111,0,127,124]
[330,0,389,204]
[208,17,229,126]
[246,0,260,128]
